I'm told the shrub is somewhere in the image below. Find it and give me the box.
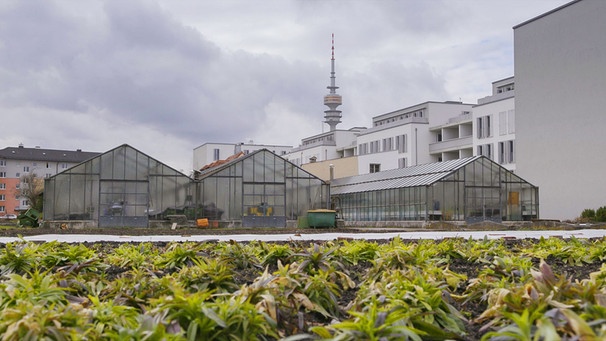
[580,208,596,221]
[596,206,606,222]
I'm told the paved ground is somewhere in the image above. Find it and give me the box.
[1,228,604,244]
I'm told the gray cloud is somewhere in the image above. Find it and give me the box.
[0,0,571,170]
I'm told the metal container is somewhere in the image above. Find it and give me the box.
[307,209,336,228]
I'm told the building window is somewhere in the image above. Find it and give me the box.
[369,140,380,154]
[382,137,393,152]
[23,166,30,172]
[508,110,515,134]
[0,172,5,178]
[369,163,381,173]
[508,140,515,163]
[486,115,492,137]
[478,144,493,159]
[0,206,4,212]
[213,149,220,161]
[0,160,5,167]
[398,158,407,168]
[61,163,68,169]
[15,173,20,178]
[395,134,408,153]
[0,183,4,189]
[477,115,492,139]
[0,195,4,201]
[498,140,515,164]
[358,143,368,155]
[499,111,507,136]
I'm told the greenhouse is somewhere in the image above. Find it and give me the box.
[43,145,329,228]
[193,148,329,227]
[330,156,539,223]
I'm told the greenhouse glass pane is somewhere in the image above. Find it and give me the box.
[243,158,254,182]
[264,152,275,182]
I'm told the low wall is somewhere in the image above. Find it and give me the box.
[42,220,97,229]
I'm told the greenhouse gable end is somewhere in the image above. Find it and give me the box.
[43,145,329,228]
[330,156,538,223]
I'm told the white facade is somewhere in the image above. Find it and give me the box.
[472,77,516,171]
[193,142,292,170]
[356,101,473,174]
[283,128,364,167]
[514,0,606,220]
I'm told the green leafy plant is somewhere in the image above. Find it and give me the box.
[176,258,239,293]
[311,297,423,341]
[154,242,203,270]
[0,242,38,275]
[260,243,294,268]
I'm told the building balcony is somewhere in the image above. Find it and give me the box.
[359,117,428,136]
[477,90,515,105]
[429,136,473,153]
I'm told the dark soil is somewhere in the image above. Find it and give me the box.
[0,226,411,237]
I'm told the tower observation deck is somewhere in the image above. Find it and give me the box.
[324,34,342,131]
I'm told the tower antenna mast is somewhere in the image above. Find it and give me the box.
[323,33,342,131]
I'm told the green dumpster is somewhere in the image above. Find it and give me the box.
[17,208,40,227]
[307,209,336,228]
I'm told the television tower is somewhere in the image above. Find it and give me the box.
[323,33,342,131]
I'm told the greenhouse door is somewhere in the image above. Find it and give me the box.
[465,186,502,224]
[242,183,286,227]
[99,180,149,227]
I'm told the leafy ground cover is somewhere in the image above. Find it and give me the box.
[0,233,605,340]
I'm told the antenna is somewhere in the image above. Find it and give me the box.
[323,33,342,131]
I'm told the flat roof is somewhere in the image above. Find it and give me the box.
[513,0,581,29]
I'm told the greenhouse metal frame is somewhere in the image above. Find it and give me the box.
[44,145,329,228]
[330,156,539,223]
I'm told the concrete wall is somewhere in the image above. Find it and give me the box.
[514,0,606,220]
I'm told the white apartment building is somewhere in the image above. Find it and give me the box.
[283,128,364,167]
[356,101,473,174]
[193,142,292,170]
[473,77,516,171]
[514,0,606,220]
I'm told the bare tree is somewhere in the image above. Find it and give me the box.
[15,172,44,211]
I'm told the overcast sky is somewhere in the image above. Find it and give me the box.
[0,0,571,172]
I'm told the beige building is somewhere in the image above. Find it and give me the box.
[301,156,359,182]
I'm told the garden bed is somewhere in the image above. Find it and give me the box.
[0,231,604,339]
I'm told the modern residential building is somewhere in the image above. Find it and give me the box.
[514,0,606,220]
[0,144,99,216]
[285,128,364,167]
[472,77,516,171]
[357,101,474,175]
[428,110,473,164]
[193,142,292,171]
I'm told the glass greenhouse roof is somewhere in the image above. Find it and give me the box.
[330,156,482,195]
